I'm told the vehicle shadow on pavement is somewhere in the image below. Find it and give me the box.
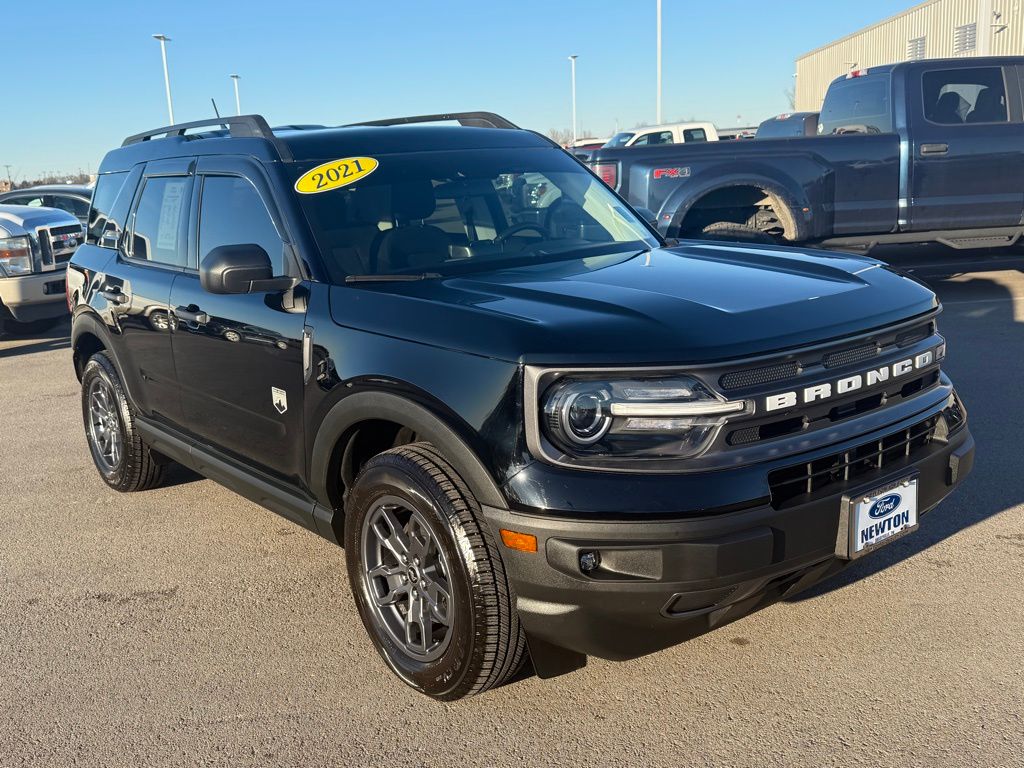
[0,319,71,359]
[789,269,1023,600]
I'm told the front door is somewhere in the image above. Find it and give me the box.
[169,158,308,485]
[910,63,1024,230]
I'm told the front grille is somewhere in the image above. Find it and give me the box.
[767,414,941,508]
[720,360,800,390]
[823,343,879,369]
[37,224,84,266]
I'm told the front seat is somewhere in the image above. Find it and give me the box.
[967,87,1005,123]
[930,91,963,124]
[372,181,450,273]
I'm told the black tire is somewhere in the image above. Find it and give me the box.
[81,351,166,492]
[344,442,526,700]
[700,221,776,244]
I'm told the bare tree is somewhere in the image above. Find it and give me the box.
[784,86,796,111]
[547,128,573,146]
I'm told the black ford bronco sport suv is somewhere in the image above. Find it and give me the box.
[68,112,974,700]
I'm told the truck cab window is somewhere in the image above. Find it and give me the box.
[922,67,1007,124]
[634,131,674,146]
[682,128,707,142]
[819,76,893,135]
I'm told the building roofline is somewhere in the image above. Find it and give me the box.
[796,0,941,61]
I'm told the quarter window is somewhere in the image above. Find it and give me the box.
[922,67,1007,124]
[130,176,192,266]
[199,176,286,275]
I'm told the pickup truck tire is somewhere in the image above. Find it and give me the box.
[700,222,775,244]
[80,352,166,493]
[345,442,527,700]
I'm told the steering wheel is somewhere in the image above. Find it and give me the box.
[494,223,549,243]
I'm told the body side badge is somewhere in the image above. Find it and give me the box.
[272,387,288,414]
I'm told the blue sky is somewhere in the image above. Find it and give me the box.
[3,0,906,178]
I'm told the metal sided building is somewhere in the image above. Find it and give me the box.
[796,0,1024,110]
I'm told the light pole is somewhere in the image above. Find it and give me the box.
[152,34,174,124]
[568,55,578,145]
[656,0,662,124]
[230,74,241,116]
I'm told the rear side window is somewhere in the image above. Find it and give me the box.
[129,176,192,266]
[819,76,893,135]
[682,128,707,142]
[198,176,286,275]
[5,195,44,207]
[88,172,128,246]
[922,67,1007,124]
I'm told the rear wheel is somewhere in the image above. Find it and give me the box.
[700,221,776,244]
[81,352,165,492]
[344,442,526,700]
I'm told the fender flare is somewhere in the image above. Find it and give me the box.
[309,391,508,513]
[70,310,122,381]
[661,171,813,241]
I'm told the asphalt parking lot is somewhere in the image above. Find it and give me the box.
[2,253,1022,768]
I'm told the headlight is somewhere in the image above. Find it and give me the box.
[539,374,750,463]
[0,236,33,276]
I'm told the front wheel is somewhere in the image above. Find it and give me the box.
[81,352,166,492]
[344,443,526,700]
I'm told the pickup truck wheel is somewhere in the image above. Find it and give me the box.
[81,352,165,493]
[700,221,775,244]
[345,443,527,700]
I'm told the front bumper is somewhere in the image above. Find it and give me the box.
[0,270,68,322]
[483,410,973,669]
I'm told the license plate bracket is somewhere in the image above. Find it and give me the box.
[836,472,920,560]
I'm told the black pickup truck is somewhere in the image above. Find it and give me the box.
[589,56,1024,251]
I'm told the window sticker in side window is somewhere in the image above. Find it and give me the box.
[294,157,379,194]
[156,179,186,251]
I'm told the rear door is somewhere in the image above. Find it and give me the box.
[103,159,193,425]
[909,62,1024,230]
[169,156,308,484]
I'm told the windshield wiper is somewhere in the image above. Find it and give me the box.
[345,272,442,284]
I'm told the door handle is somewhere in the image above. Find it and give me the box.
[920,143,949,156]
[101,287,129,305]
[174,306,209,325]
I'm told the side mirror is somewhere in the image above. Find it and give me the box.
[634,207,659,228]
[200,244,296,294]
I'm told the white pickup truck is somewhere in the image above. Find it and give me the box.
[0,204,84,335]
[603,120,719,147]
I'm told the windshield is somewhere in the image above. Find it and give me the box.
[603,132,635,147]
[293,147,658,282]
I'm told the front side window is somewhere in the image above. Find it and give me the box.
[50,194,90,220]
[819,76,893,135]
[130,176,191,266]
[294,147,658,283]
[198,176,286,274]
[633,131,674,146]
[604,132,635,147]
[922,67,1007,124]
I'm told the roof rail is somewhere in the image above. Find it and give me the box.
[346,111,519,130]
[121,115,294,161]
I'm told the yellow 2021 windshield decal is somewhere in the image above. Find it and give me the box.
[294,157,379,194]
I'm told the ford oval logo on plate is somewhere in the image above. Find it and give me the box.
[869,493,902,519]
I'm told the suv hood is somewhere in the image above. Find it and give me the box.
[328,242,938,365]
[0,204,77,237]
